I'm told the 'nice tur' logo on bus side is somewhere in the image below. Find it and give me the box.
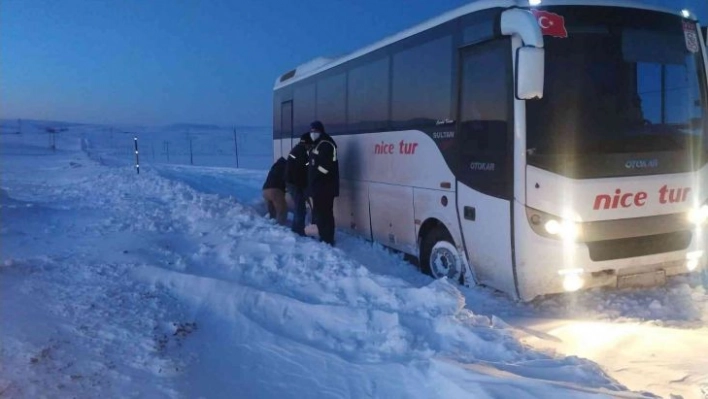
[374,140,419,155]
[593,185,691,210]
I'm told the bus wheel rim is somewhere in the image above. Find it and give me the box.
[430,241,459,279]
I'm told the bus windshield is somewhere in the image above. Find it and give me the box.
[526,6,708,178]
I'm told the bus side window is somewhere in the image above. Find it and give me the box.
[348,57,390,133]
[294,83,316,137]
[391,35,453,130]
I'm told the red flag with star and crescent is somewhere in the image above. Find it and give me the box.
[531,10,568,38]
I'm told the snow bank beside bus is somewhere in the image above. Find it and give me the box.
[0,126,637,398]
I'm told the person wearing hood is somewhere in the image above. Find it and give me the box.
[285,132,313,236]
[307,120,339,246]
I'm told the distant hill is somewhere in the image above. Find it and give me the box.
[0,119,271,134]
[161,123,270,131]
[0,118,88,128]
[161,123,223,131]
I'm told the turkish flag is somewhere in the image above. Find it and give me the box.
[531,10,568,38]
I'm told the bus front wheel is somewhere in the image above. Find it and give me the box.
[420,227,463,282]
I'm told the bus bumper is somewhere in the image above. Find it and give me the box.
[513,219,706,301]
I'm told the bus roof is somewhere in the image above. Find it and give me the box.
[274,0,693,90]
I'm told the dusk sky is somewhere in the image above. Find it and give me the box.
[1,0,707,127]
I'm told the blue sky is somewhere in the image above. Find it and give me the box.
[1,0,706,126]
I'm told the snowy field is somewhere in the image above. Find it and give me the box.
[1,120,707,399]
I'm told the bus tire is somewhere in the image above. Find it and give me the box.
[420,226,463,282]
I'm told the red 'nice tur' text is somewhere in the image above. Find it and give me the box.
[593,185,691,210]
[374,140,418,155]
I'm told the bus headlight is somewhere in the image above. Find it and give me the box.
[686,250,704,271]
[527,207,583,241]
[688,204,708,226]
[559,268,585,292]
[544,219,581,241]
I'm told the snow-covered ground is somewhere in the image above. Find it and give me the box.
[1,121,707,398]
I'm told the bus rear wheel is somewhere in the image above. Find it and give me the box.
[420,227,463,282]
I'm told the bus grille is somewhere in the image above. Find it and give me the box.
[587,231,693,262]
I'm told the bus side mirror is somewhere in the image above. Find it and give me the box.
[516,46,545,100]
[703,27,707,45]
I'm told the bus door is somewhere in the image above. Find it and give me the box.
[280,101,294,158]
[454,38,518,295]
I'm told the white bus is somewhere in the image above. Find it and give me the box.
[272,0,708,301]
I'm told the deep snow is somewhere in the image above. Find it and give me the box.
[1,121,707,398]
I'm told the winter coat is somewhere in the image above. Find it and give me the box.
[285,138,311,190]
[262,157,286,191]
[308,133,339,198]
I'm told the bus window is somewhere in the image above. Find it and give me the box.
[348,56,390,133]
[525,7,707,178]
[456,39,513,199]
[294,83,316,137]
[392,35,453,129]
[316,73,346,134]
[280,101,293,154]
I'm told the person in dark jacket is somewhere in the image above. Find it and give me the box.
[285,133,313,236]
[262,157,287,225]
[307,120,339,245]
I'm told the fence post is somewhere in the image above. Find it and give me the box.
[48,129,56,151]
[189,136,194,165]
[233,128,239,168]
[134,137,140,174]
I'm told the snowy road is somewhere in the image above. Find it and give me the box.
[512,317,708,399]
[499,272,708,399]
[1,126,707,398]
